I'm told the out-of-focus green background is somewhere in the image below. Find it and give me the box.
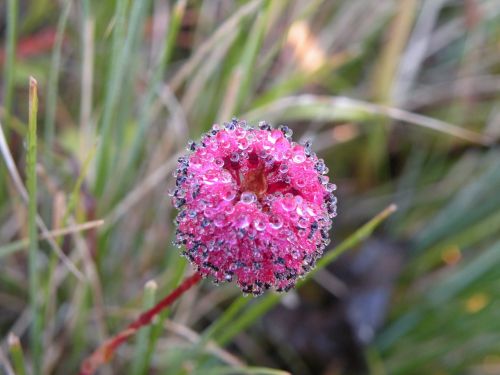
[1,1,500,374]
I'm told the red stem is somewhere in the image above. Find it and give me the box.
[79,273,202,375]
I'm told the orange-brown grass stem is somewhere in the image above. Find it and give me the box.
[79,272,202,375]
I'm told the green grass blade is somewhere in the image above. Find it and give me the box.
[44,0,72,157]
[243,95,492,145]
[8,334,27,375]
[130,280,158,375]
[3,0,18,124]
[123,0,187,183]
[27,76,41,375]
[218,0,272,120]
[94,0,150,195]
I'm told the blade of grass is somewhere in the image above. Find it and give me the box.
[7,333,26,375]
[377,239,500,352]
[0,0,16,223]
[63,141,98,224]
[44,0,72,158]
[0,219,104,258]
[130,280,157,375]
[0,120,85,280]
[122,0,187,188]
[79,0,94,155]
[414,151,500,253]
[168,0,263,91]
[94,0,150,195]
[243,95,493,145]
[3,0,18,124]
[27,76,41,375]
[141,257,187,370]
[217,0,272,120]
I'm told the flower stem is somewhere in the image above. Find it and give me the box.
[79,272,202,375]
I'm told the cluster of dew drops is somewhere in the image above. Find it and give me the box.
[171,119,337,296]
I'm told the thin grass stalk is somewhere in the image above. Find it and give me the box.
[142,254,187,367]
[79,0,94,156]
[94,0,151,195]
[3,0,17,123]
[130,280,157,375]
[122,0,187,188]
[8,334,27,375]
[27,76,41,375]
[44,0,72,158]
[218,0,272,120]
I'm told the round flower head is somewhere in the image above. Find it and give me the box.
[172,119,337,296]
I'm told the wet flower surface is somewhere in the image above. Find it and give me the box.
[172,119,337,295]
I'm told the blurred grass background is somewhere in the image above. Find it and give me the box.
[1,0,500,374]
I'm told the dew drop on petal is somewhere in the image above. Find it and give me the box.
[279,163,289,174]
[326,183,337,192]
[241,191,257,204]
[215,215,227,228]
[298,217,308,228]
[235,215,250,229]
[292,153,306,164]
[222,190,236,202]
[281,196,297,212]
[254,219,266,231]
[269,216,283,230]
[230,152,240,163]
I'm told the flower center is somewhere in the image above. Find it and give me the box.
[240,166,267,198]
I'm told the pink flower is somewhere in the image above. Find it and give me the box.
[172,119,337,296]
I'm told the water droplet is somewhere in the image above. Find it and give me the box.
[241,191,257,204]
[306,206,317,216]
[258,121,271,130]
[204,208,217,218]
[222,190,236,202]
[254,219,266,231]
[269,217,283,230]
[292,153,306,164]
[268,129,282,144]
[279,163,289,174]
[279,125,293,138]
[235,127,246,139]
[214,214,226,228]
[281,196,297,212]
[235,215,250,229]
[230,152,240,163]
[326,183,336,192]
[298,218,308,228]
[296,178,306,188]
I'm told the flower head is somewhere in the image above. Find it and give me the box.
[172,119,337,296]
